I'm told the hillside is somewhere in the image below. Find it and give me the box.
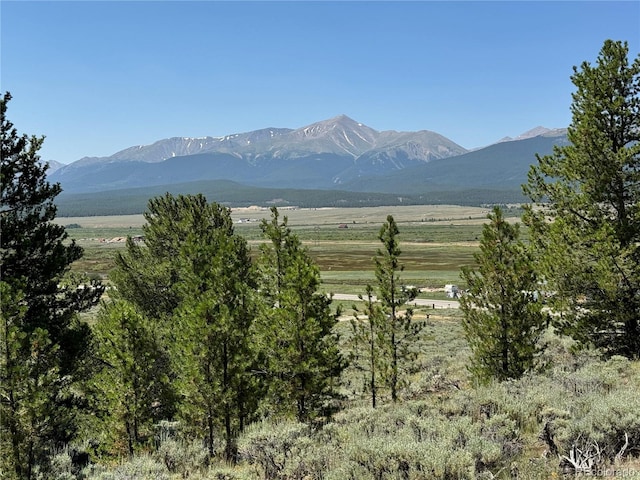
[343,132,570,194]
[55,180,498,217]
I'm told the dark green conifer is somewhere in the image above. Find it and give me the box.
[1,92,103,479]
[256,207,344,422]
[373,215,422,402]
[524,40,640,358]
[460,207,547,383]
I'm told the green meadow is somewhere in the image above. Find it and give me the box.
[59,205,496,290]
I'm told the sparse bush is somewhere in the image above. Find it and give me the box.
[301,402,519,479]
[32,445,93,480]
[555,387,640,470]
[155,437,207,478]
[43,449,75,480]
[84,454,169,480]
[238,420,311,479]
[207,465,258,480]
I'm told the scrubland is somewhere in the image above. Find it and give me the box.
[45,206,640,479]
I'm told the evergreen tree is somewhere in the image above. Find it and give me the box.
[0,92,103,479]
[460,207,547,383]
[523,40,640,359]
[373,215,422,403]
[171,199,257,462]
[256,207,344,422]
[349,285,385,408]
[90,301,176,456]
[109,194,258,461]
[111,193,206,320]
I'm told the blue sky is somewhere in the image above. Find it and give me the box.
[2,1,639,164]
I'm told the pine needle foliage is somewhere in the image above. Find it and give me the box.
[255,207,344,422]
[171,198,258,462]
[523,40,640,359]
[1,92,103,479]
[373,215,424,403]
[349,285,386,408]
[460,207,547,384]
[90,300,176,456]
[110,193,258,462]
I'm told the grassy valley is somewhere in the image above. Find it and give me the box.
[58,205,493,288]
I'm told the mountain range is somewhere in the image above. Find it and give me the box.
[49,115,568,214]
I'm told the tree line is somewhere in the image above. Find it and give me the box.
[1,39,638,478]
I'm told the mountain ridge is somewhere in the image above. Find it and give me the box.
[48,115,567,198]
[53,115,467,168]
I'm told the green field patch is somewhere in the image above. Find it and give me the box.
[307,242,476,271]
[63,208,485,286]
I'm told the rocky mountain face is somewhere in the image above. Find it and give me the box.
[62,115,465,165]
[49,115,566,195]
[496,126,567,143]
[42,159,64,175]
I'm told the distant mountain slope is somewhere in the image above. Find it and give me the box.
[52,128,572,215]
[49,115,468,193]
[342,132,569,194]
[54,180,432,216]
[495,126,567,143]
[48,115,568,209]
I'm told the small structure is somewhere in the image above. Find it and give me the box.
[444,284,460,299]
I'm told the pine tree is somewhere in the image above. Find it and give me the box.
[111,193,207,320]
[373,215,422,403]
[349,284,385,408]
[523,40,640,359]
[109,194,258,461]
[460,207,547,383]
[1,92,103,479]
[171,199,257,462]
[256,207,344,422]
[90,301,177,456]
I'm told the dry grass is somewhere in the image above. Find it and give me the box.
[57,205,508,229]
[61,206,506,286]
[55,214,146,228]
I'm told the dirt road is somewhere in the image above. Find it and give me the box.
[331,293,460,309]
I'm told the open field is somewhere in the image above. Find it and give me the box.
[56,204,521,232]
[61,206,478,340]
[59,206,499,291]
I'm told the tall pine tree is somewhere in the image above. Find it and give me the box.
[90,300,177,456]
[524,40,640,359]
[255,207,344,422]
[1,92,103,479]
[171,198,258,462]
[349,285,385,408]
[460,207,547,383]
[109,194,259,461]
[372,215,422,403]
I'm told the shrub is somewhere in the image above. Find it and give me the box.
[238,420,310,479]
[84,455,169,480]
[327,403,517,479]
[555,387,640,471]
[207,465,259,480]
[155,437,207,478]
[42,449,75,480]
